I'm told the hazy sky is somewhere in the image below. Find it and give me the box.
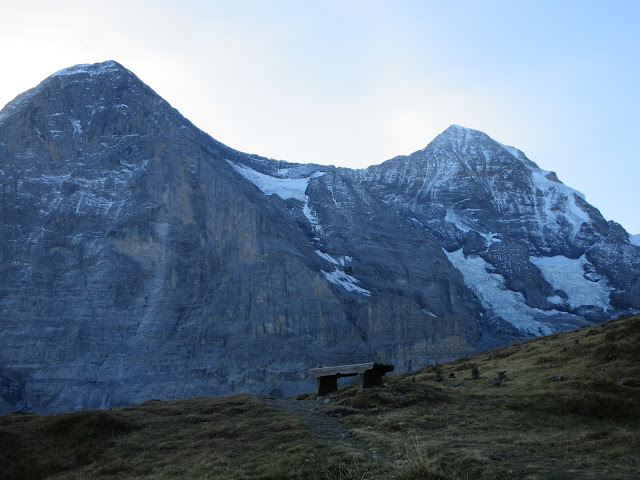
[1,0,638,233]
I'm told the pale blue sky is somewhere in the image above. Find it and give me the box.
[1,0,638,233]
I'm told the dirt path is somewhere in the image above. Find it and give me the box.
[260,395,388,463]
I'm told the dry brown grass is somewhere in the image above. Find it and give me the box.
[0,394,379,480]
[327,314,640,479]
[2,315,640,479]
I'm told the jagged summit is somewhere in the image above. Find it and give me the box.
[433,124,520,158]
[441,123,480,135]
[436,123,489,142]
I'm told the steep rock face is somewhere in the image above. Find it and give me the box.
[0,62,483,413]
[0,62,361,411]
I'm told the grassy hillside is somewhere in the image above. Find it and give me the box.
[2,315,639,480]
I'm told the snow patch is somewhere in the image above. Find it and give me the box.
[530,171,589,237]
[566,190,590,230]
[315,250,339,265]
[445,209,501,244]
[228,161,310,201]
[482,232,502,244]
[445,249,559,336]
[338,256,353,266]
[321,268,371,296]
[316,251,367,294]
[498,142,522,159]
[71,119,82,137]
[316,250,352,267]
[547,295,564,305]
[530,255,611,311]
[445,209,472,232]
[303,198,323,236]
[228,161,326,237]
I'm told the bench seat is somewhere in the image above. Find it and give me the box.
[308,362,394,395]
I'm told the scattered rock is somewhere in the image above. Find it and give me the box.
[618,378,640,387]
[490,371,509,387]
[552,376,564,382]
[489,371,509,387]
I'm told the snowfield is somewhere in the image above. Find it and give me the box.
[446,249,569,336]
[530,255,611,311]
[227,161,312,202]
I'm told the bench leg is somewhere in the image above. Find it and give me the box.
[316,375,338,395]
[361,371,383,389]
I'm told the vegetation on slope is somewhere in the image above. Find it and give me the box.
[1,314,639,479]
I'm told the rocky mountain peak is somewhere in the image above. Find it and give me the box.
[433,124,492,149]
[0,60,163,131]
[439,123,483,139]
[421,124,543,174]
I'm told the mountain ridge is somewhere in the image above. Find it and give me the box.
[0,61,638,413]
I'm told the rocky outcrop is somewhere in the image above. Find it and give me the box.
[0,62,638,412]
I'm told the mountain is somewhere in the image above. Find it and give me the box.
[1,61,638,413]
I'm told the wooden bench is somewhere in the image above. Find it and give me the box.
[308,362,394,395]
